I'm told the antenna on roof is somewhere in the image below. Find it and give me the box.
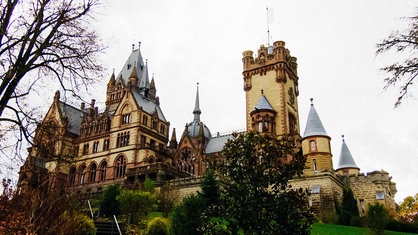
[266,7,274,46]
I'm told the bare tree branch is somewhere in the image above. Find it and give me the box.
[377,11,418,107]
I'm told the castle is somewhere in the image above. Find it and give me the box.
[18,40,397,218]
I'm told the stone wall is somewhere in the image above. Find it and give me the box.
[345,170,397,217]
[290,172,344,219]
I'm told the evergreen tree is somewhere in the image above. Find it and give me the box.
[338,187,360,226]
[99,185,121,218]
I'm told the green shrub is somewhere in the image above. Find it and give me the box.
[171,194,205,235]
[146,217,170,235]
[366,203,389,235]
[385,219,418,233]
[59,211,96,235]
[117,189,157,224]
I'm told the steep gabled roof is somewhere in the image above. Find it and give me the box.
[132,89,166,122]
[336,136,360,170]
[117,46,145,87]
[58,101,83,135]
[303,99,328,138]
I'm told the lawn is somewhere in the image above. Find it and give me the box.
[311,223,417,235]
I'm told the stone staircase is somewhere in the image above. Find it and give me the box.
[95,221,125,235]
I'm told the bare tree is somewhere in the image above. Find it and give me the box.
[0,0,104,144]
[377,10,418,107]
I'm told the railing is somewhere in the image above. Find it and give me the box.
[113,215,122,235]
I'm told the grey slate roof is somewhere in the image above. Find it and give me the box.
[205,134,232,154]
[132,90,166,122]
[117,48,145,87]
[58,102,83,135]
[254,95,274,111]
[303,102,328,138]
[336,137,360,170]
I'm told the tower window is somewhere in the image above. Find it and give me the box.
[288,114,297,134]
[313,159,317,172]
[310,140,317,151]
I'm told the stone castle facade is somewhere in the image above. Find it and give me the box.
[18,40,397,218]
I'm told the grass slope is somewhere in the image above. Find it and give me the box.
[311,223,417,235]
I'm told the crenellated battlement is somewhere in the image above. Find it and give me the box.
[242,41,298,79]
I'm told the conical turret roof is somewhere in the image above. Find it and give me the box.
[255,94,274,111]
[303,99,328,138]
[336,135,360,170]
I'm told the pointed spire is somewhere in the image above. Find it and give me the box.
[129,66,139,87]
[54,90,60,106]
[336,135,359,171]
[149,74,156,99]
[169,128,178,149]
[129,66,138,79]
[193,83,201,122]
[108,70,116,86]
[303,98,328,138]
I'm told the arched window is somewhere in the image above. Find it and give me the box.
[68,166,76,186]
[79,165,87,184]
[89,163,97,183]
[115,155,126,178]
[99,161,107,182]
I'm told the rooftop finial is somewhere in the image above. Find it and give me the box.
[310,98,314,105]
[342,134,345,141]
[261,89,264,95]
[138,41,141,48]
[132,43,135,51]
[193,82,201,122]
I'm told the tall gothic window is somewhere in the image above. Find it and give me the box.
[68,166,76,186]
[79,165,87,184]
[115,155,126,178]
[99,161,107,182]
[89,163,97,183]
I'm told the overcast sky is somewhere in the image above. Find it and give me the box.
[88,0,417,203]
[4,1,416,202]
